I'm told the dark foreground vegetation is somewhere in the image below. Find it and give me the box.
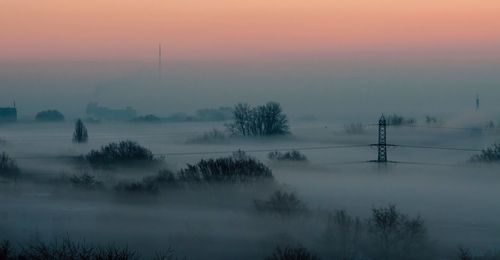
[84,140,159,168]
[265,246,320,260]
[0,238,181,260]
[0,205,451,260]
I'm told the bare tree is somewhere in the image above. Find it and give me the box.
[260,102,289,135]
[229,103,253,136]
[73,119,88,143]
[227,102,289,136]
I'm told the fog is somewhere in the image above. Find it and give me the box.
[1,115,500,259]
[2,54,500,121]
[2,49,500,259]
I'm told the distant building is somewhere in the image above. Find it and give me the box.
[86,102,137,121]
[0,106,17,123]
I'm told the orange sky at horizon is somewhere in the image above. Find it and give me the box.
[1,0,500,62]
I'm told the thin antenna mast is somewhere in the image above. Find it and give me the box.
[158,43,162,80]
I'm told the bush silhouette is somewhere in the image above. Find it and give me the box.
[114,180,159,195]
[187,129,227,144]
[142,169,179,189]
[470,143,500,163]
[0,237,137,260]
[254,190,308,216]
[265,245,320,260]
[70,172,102,190]
[367,205,428,259]
[131,114,161,123]
[73,119,88,143]
[386,114,416,126]
[85,140,156,168]
[177,156,273,184]
[322,210,363,259]
[0,152,19,178]
[268,150,307,162]
[121,155,273,194]
[344,123,365,134]
[35,110,65,122]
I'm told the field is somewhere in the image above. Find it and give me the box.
[1,120,499,259]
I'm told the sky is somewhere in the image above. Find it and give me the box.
[1,0,500,61]
[1,0,500,119]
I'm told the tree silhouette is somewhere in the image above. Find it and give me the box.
[73,119,88,143]
[227,102,289,136]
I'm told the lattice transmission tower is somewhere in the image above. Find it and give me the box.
[377,115,387,163]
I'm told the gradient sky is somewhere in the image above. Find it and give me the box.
[2,0,500,61]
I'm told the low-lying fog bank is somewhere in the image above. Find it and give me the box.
[1,121,500,259]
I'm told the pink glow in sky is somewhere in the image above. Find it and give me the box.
[1,0,500,61]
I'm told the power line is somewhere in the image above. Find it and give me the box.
[367,123,491,131]
[9,144,372,159]
[388,161,472,168]
[392,144,483,152]
[154,144,371,156]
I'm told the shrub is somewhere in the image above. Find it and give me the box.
[470,143,500,163]
[85,140,157,168]
[268,150,308,162]
[367,205,428,259]
[131,114,161,123]
[425,116,438,124]
[142,169,178,189]
[227,102,289,136]
[457,246,472,260]
[0,240,12,259]
[3,237,138,260]
[254,190,308,216]
[265,245,320,260]
[70,172,102,190]
[386,114,416,126]
[0,152,20,177]
[187,129,227,144]
[115,155,272,195]
[344,123,365,134]
[195,107,233,121]
[1,237,184,260]
[35,110,65,122]
[320,206,434,260]
[73,119,89,143]
[114,180,159,194]
[323,210,363,259]
[177,155,273,184]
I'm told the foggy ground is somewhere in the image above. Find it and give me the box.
[1,120,500,259]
